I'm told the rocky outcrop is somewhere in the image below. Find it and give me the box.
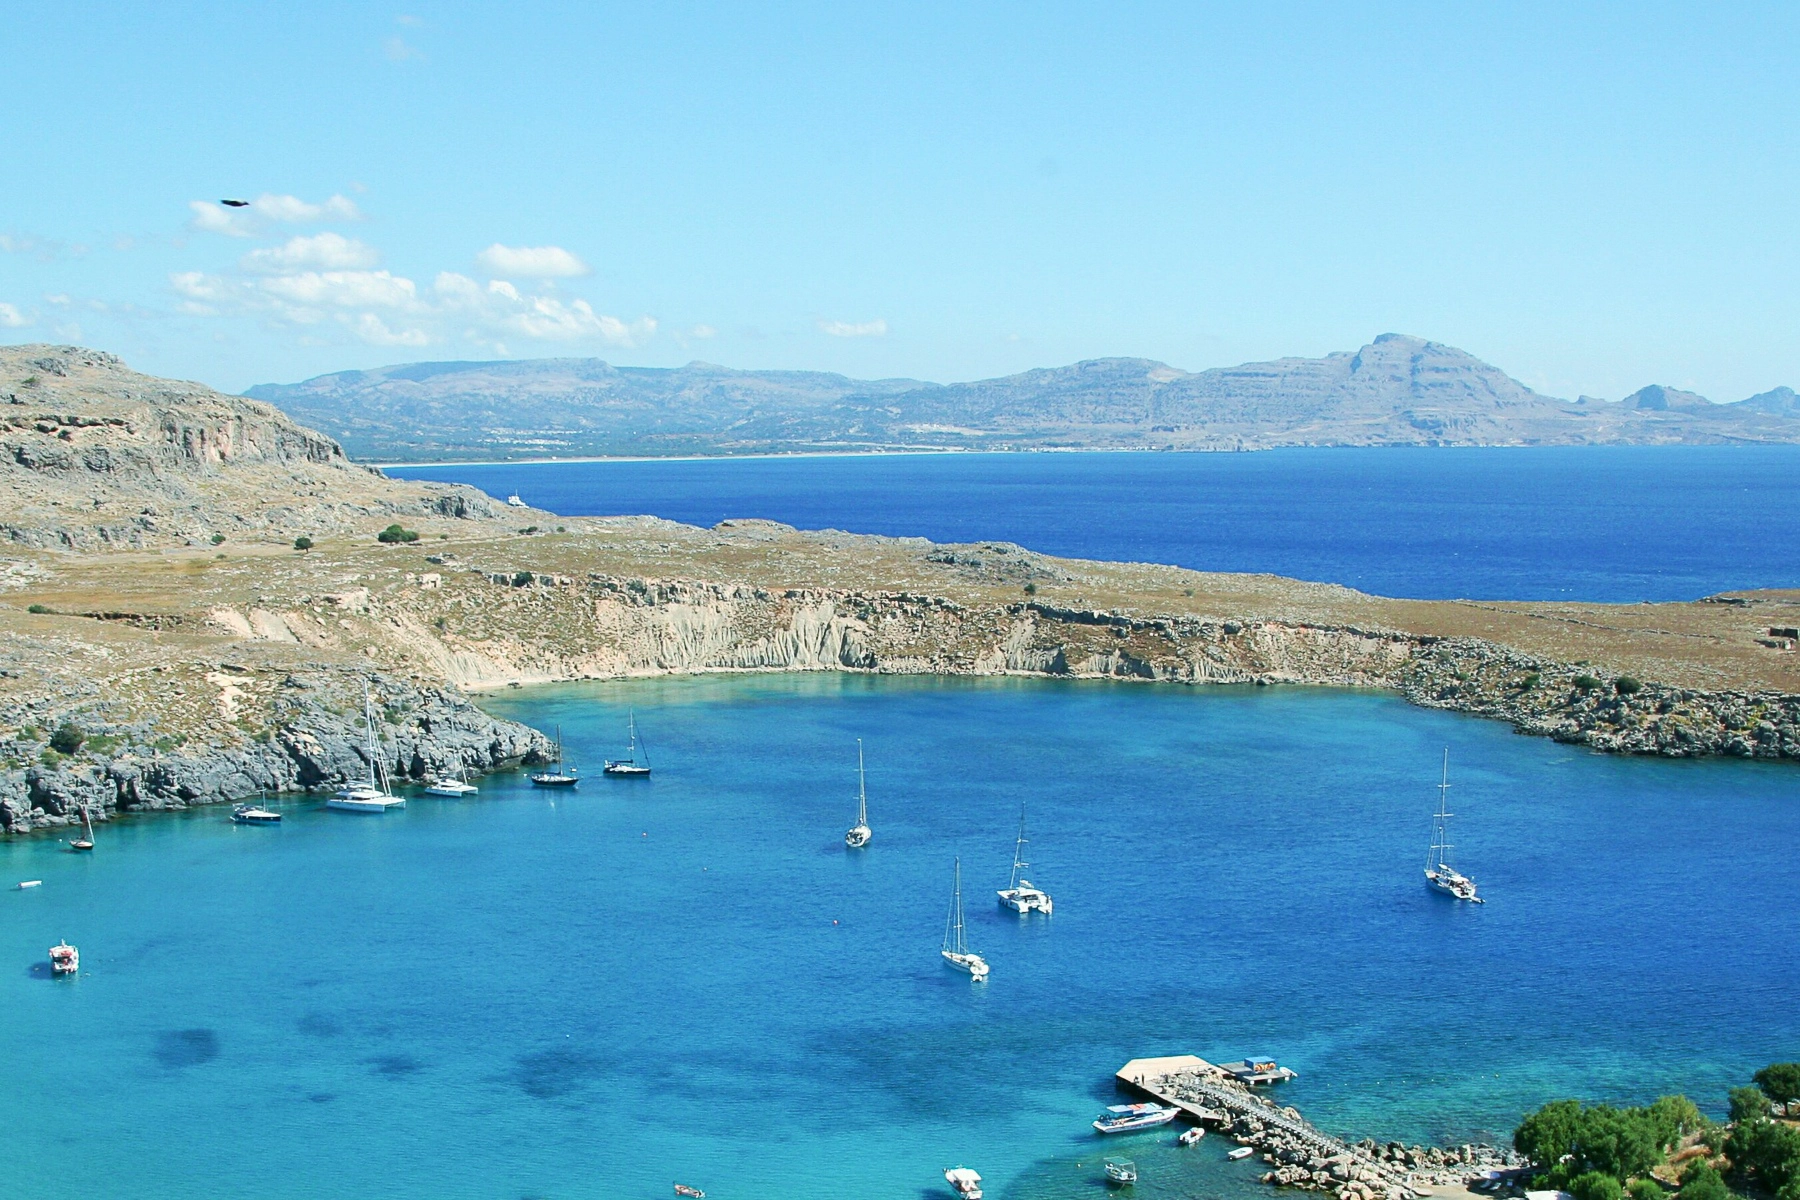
[0,668,549,835]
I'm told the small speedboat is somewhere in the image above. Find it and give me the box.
[1179,1127,1205,1146]
[232,802,282,824]
[1104,1157,1138,1185]
[944,1167,983,1199]
[1228,1145,1255,1161]
[49,941,78,975]
[1093,1103,1180,1134]
[17,880,42,890]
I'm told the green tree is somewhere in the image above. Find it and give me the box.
[377,524,420,544]
[1679,1162,1728,1200]
[1571,1172,1626,1200]
[293,536,313,551]
[1575,674,1603,691]
[1517,1099,1586,1169]
[1628,1179,1665,1200]
[49,723,84,753]
[1729,1086,1770,1124]
[1755,1063,1800,1108]
[1647,1096,1707,1147]
[1726,1114,1800,1197]
[1614,676,1643,695]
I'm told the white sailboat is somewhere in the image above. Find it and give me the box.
[844,739,871,848]
[603,710,652,777]
[328,684,406,812]
[1424,749,1482,903]
[995,801,1051,914]
[941,857,989,979]
[422,763,478,798]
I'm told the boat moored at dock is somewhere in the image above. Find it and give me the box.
[49,941,78,975]
[1093,1103,1180,1134]
[944,1167,984,1198]
[1179,1127,1205,1146]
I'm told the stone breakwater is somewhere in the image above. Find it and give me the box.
[0,668,551,836]
[379,572,1800,761]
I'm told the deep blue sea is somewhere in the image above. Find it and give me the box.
[389,446,1800,602]
[6,676,1798,1200]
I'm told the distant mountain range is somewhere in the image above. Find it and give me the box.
[244,333,1800,461]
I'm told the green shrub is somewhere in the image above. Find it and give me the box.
[377,524,420,544]
[511,571,533,587]
[1679,1163,1728,1200]
[48,723,85,753]
[1628,1178,1666,1200]
[1729,1085,1770,1124]
[38,747,61,767]
[522,525,539,535]
[26,603,50,614]
[1574,674,1603,691]
[1571,1171,1626,1200]
[1023,582,1037,595]
[18,724,39,741]
[293,536,313,551]
[1515,1099,1664,1180]
[1615,676,1643,695]
[1521,672,1542,690]
[209,533,226,545]
[1725,1111,1800,1197]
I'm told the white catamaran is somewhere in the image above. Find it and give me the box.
[603,710,652,777]
[845,739,871,848]
[328,684,406,812]
[996,801,1051,914]
[941,857,989,980]
[1424,748,1482,903]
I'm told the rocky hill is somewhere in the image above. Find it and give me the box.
[0,344,501,548]
[3,344,1799,837]
[245,333,1800,460]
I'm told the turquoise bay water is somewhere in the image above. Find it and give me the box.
[5,675,1799,1199]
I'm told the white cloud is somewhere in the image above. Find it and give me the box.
[689,324,717,339]
[188,193,364,237]
[0,303,26,327]
[242,233,380,273]
[476,243,590,278]
[354,313,430,346]
[259,270,419,311]
[384,36,422,61]
[818,317,888,338]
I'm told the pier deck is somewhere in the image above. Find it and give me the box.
[1116,1056,1419,1197]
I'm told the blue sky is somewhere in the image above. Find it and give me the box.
[3,3,1799,399]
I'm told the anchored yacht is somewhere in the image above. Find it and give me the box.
[49,941,78,975]
[1424,749,1482,903]
[940,858,989,979]
[422,765,478,797]
[531,726,580,787]
[603,710,652,777]
[996,801,1051,914]
[328,685,406,811]
[231,802,281,824]
[944,1167,984,1199]
[845,739,871,848]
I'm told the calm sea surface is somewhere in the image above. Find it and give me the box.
[5,676,1798,1199]
[389,446,1800,602]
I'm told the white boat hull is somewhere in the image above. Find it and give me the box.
[328,795,406,812]
[845,825,871,848]
[941,949,989,979]
[1094,1110,1179,1134]
[1425,867,1483,903]
[422,783,477,797]
[997,885,1052,914]
[603,763,651,777]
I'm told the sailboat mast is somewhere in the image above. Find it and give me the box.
[952,858,965,954]
[856,739,868,826]
[1430,748,1454,870]
[362,683,384,792]
[1010,802,1030,891]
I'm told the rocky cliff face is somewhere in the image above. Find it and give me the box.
[0,344,500,548]
[0,667,549,835]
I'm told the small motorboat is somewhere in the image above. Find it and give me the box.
[1093,1103,1180,1134]
[49,941,78,975]
[17,880,42,890]
[673,1186,705,1198]
[944,1167,984,1199]
[1178,1126,1205,1146]
[1228,1145,1255,1161]
[232,802,282,824]
[1104,1157,1138,1185]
